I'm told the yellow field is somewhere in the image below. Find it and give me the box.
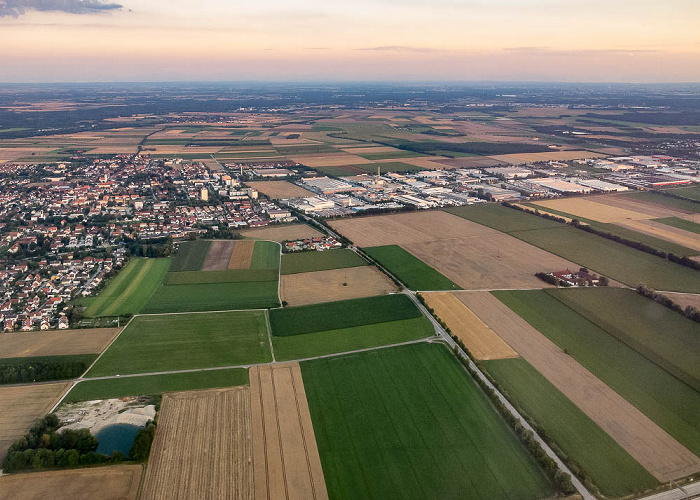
[533,198,654,223]
[0,328,119,358]
[423,292,518,360]
[240,224,323,242]
[246,181,315,199]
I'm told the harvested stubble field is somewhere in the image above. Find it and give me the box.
[614,219,700,253]
[422,292,517,360]
[331,211,578,290]
[228,240,256,269]
[281,248,367,275]
[302,343,552,500]
[141,387,254,500]
[246,180,315,199]
[0,465,143,500]
[0,328,118,358]
[250,363,328,500]
[664,292,700,310]
[455,291,700,482]
[0,383,69,465]
[86,311,271,377]
[532,197,654,223]
[280,266,398,307]
[83,258,171,317]
[596,192,700,222]
[239,224,322,242]
[202,240,237,271]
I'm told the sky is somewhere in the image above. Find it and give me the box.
[1,0,699,82]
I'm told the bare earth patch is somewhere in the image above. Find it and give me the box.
[0,383,70,465]
[247,181,315,200]
[0,328,119,358]
[280,266,398,307]
[0,465,143,500]
[240,224,323,242]
[229,241,256,269]
[202,240,237,271]
[331,211,580,290]
[250,363,328,500]
[455,291,700,482]
[423,292,518,360]
[663,292,700,311]
[140,387,254,500]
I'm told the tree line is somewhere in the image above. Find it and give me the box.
[636,284,700,323]
[0,358,90,385]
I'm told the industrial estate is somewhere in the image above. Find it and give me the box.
[0,83,699,500]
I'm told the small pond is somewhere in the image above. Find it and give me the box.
[95,424,141,456]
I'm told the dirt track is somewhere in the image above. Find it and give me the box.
[0,328,119,358]
[423,292,518,360]
[240,224,323,242]
[455,291,700,482]
[0,383,70,465]
[331,211,580,290]
[280,266,397,306]
[0,465,143,500]
[229,241,256,269]
[250,363,328,500]
[140,387,254,500]
[202,240,237,271]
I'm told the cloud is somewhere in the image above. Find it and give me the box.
[503,46,662,56]
[357,46,447,54]
[0,0,122,17]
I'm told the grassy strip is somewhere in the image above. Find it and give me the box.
[272,317,434,361]
[281,249,367,275]
[142,281,280,313]
[493,289,700,458]
[64,368,249,402]
[482,358,658,498]
[84,258,171,317]
[86,311,271,377]
[302,343,554,500]
[163,268,278,284]
[654,217,700,234]
[446,203,562,232]
[170,240,211,271]
[363,245,460,291]
[269,294,421,337]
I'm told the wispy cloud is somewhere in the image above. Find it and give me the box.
[0,0,122,18]
[357,46,446,54]
[503,46,663,55]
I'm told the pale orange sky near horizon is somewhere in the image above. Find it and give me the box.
[1,0,699,82]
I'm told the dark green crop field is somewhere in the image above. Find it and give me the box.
[302,343,553,500]
[142,281,280,313]
[250,240,280,270]
[65,368,249,402]
[269,294,421,337]
[492,289,700,459]
[482,358,658,497]
[170,240,211,271]
[163,268,278,284]
[86,311,271,377]
[655,217,700,234]
[363,245,459,291]
[281,249,367,275]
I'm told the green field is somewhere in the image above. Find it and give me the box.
[164,268,278,284]
[446,204,566,233]
[549,288,700,392]
[269,294,421,337]
[662,185,700,202]
[625,191,700,213]
[273,317,433,361]
[655,217,700,234]
[249,240,280,270]
[142,281,279,313]
[482,358,658,497]
[302,343,553,500]
[65,368,249,402]
[363,245,459,290]
[170,240,211,271]
[84,258,171,317]
[356,151,427,160]
[492,289,700,458]
[86,311,271,377]
[281,249,367,275]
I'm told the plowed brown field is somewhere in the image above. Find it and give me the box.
[331,211,580,290]
[140,387,254,500]
[0,465,143,500]
[280,266,397,306]
[202,240,237,271]
[423,292,517,360]
[455,291,700,482]
[247,181,315,199]
[239,224,323,242]
[250,363,328,500]
[0,383,70,465]
[229,241,256,269]
[0,328,119,358]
